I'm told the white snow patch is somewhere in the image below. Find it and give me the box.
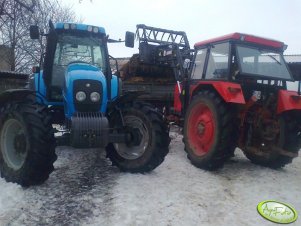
[89,130,301,226]
[0,179,24,226]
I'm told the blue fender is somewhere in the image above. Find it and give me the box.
[111,74,119,100]
[33,71,63,106]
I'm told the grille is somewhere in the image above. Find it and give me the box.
[73,79,102,112]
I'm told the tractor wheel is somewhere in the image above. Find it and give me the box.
[243,112,301,168]
[183,91,235,170]
[0,102,56,186]
[106,102,170,172]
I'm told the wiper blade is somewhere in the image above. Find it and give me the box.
[259,50,282,65]
[267,54,282,65]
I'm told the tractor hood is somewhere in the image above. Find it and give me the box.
[63,62,108,118]
[66,63,104,81]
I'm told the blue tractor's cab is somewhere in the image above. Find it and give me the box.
[0,21,169,186]
[32,23,114,110]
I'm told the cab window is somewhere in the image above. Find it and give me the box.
[191,48,207,79]
[205,43,230,80]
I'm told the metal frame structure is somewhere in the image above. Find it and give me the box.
[136,24,190,49]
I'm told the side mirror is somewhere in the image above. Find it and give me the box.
[125,31,134,48]
[30,25,40,39]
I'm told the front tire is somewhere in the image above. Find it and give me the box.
[106,102,170,172]
[0,102,56,186]
[183,91,235,170]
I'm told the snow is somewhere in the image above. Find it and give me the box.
[0,127,301,226]
[0,180,24,225]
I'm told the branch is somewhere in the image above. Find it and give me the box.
[0,0,6,16]
[14,0,36,13]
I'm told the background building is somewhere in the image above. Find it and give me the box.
[0,45,12,71]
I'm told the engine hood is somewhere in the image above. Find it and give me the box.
[65,63,105,81]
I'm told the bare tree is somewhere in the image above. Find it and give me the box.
[0,0,36,16]
[0,0,77,72]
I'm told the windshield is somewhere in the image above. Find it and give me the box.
[236,45,292,80]
[54,35,106,69]
[51,34,106,88]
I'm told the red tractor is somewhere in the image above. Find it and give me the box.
[120,26,301,170]
[181,33,301,169]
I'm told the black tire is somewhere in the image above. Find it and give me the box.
[183,91,236,170]
[243,111,301,168]
[0,101,56,186]
[106,102,170,172]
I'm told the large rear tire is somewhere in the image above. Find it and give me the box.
[106,102,170,172]
[0,102,56,186]
[183,91,236,170]
[243,111,301,168]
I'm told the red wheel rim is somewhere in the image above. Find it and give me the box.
[187,102,216,156]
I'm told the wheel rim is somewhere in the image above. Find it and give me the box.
[1,119,28,170]
[114,115,149,160]
[187,102,215,156]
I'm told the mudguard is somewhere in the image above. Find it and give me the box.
[111,74,119,100]
[277,89,301,114]
[107,91,145,113]
[190,81,245,104]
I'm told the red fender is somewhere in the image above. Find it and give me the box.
[277,90,301,114]
[190,81,245,104]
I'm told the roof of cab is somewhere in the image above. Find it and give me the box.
[194,32,284,49]
[55,22,106,34]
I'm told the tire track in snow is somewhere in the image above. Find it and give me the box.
[8,146,119,226]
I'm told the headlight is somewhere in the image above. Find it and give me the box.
[63,23,70,29]
[90,92,100,102]
[87,25,93,32]
[70,24,76,29]
[76,91,86,102]
[93,27,99,33]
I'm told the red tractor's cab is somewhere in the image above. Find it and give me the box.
[182,33,301,170]
[193,33,290,82]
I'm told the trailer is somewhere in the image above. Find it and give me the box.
[0,70,29,91]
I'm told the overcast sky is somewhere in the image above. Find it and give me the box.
[60,0,301,58]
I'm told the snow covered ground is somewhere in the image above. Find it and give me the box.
[0,127,300,226]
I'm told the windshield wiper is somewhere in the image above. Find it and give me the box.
[267,54,282,65]
[259,50,282,65]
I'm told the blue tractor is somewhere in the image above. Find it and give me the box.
[0,21,170,186]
